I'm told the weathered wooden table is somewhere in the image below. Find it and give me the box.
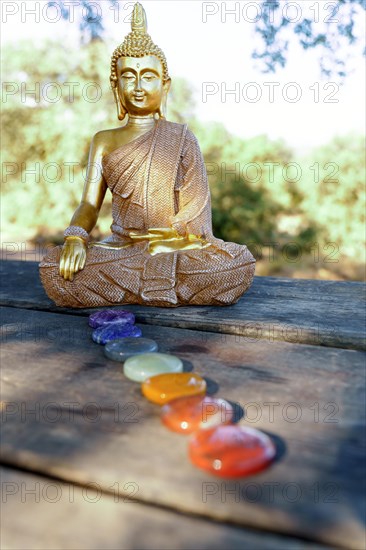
[1,260,365,549]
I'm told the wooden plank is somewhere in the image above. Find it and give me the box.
[1,260,365,350]
[0,467,329,550]
[1,307,365,548]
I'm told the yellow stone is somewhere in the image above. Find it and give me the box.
[141,373,207,405]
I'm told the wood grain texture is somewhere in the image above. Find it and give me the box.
[1,467,330,550]
[1,260,365,350]
[1,307,365,548]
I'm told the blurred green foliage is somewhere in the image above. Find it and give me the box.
[1,40,365,279]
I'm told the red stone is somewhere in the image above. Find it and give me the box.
[189,425,276,478]
[161,396,234,434]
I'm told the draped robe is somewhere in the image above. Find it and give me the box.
[39,120,255,308]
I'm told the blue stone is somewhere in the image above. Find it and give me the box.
[89,309,135,329]
[104,338,158,362]
[92,323,142,344]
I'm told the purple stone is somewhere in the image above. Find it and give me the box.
[89,309,135,329]
[92,323,142,345]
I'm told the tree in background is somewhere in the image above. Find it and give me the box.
[1,40,116,239]
[253,0,365,78]
[298,134,366,263]
[50,0,116,43]
[50,0,365,79]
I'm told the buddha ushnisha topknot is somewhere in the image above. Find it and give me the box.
[110,3,170,88]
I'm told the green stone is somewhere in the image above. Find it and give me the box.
[124,353,183,382]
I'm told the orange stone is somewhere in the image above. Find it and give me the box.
[142,373,206,405]
[189,425,276,478]
[161,396,234,433]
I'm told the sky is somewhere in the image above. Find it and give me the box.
[2,0,365,154]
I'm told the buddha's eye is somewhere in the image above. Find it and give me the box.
[142,73,157,82]
[122,73,136,81]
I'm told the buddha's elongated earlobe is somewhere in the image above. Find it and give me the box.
[157,96,167,119]
[157,78,171,119]
[112,86,127,121]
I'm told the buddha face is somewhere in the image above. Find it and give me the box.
[116,55,170,117]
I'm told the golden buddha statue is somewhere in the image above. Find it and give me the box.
[39,2,255,308]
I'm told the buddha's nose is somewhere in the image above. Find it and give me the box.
[135,77,143,91]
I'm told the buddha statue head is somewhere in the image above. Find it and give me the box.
[110,2,171,121]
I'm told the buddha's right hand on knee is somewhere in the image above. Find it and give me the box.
[59,237,87,281]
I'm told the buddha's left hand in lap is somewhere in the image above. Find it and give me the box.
[59,236,87,281]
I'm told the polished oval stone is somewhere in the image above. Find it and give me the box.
[105,338,158,362]
[124,353,183,382]
[92,323,142,344]
[189,425,276,478]
[89,309,135,329]
[161,396,234,434]
[142,373,206,405]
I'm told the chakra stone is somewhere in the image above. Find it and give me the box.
[142,373,206,405]
[124,353,183,382]
[161,396,234,434]
[92,323,142,344]
[89,309,135,329]
[189,425,276,478]
[105,338,158,362]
